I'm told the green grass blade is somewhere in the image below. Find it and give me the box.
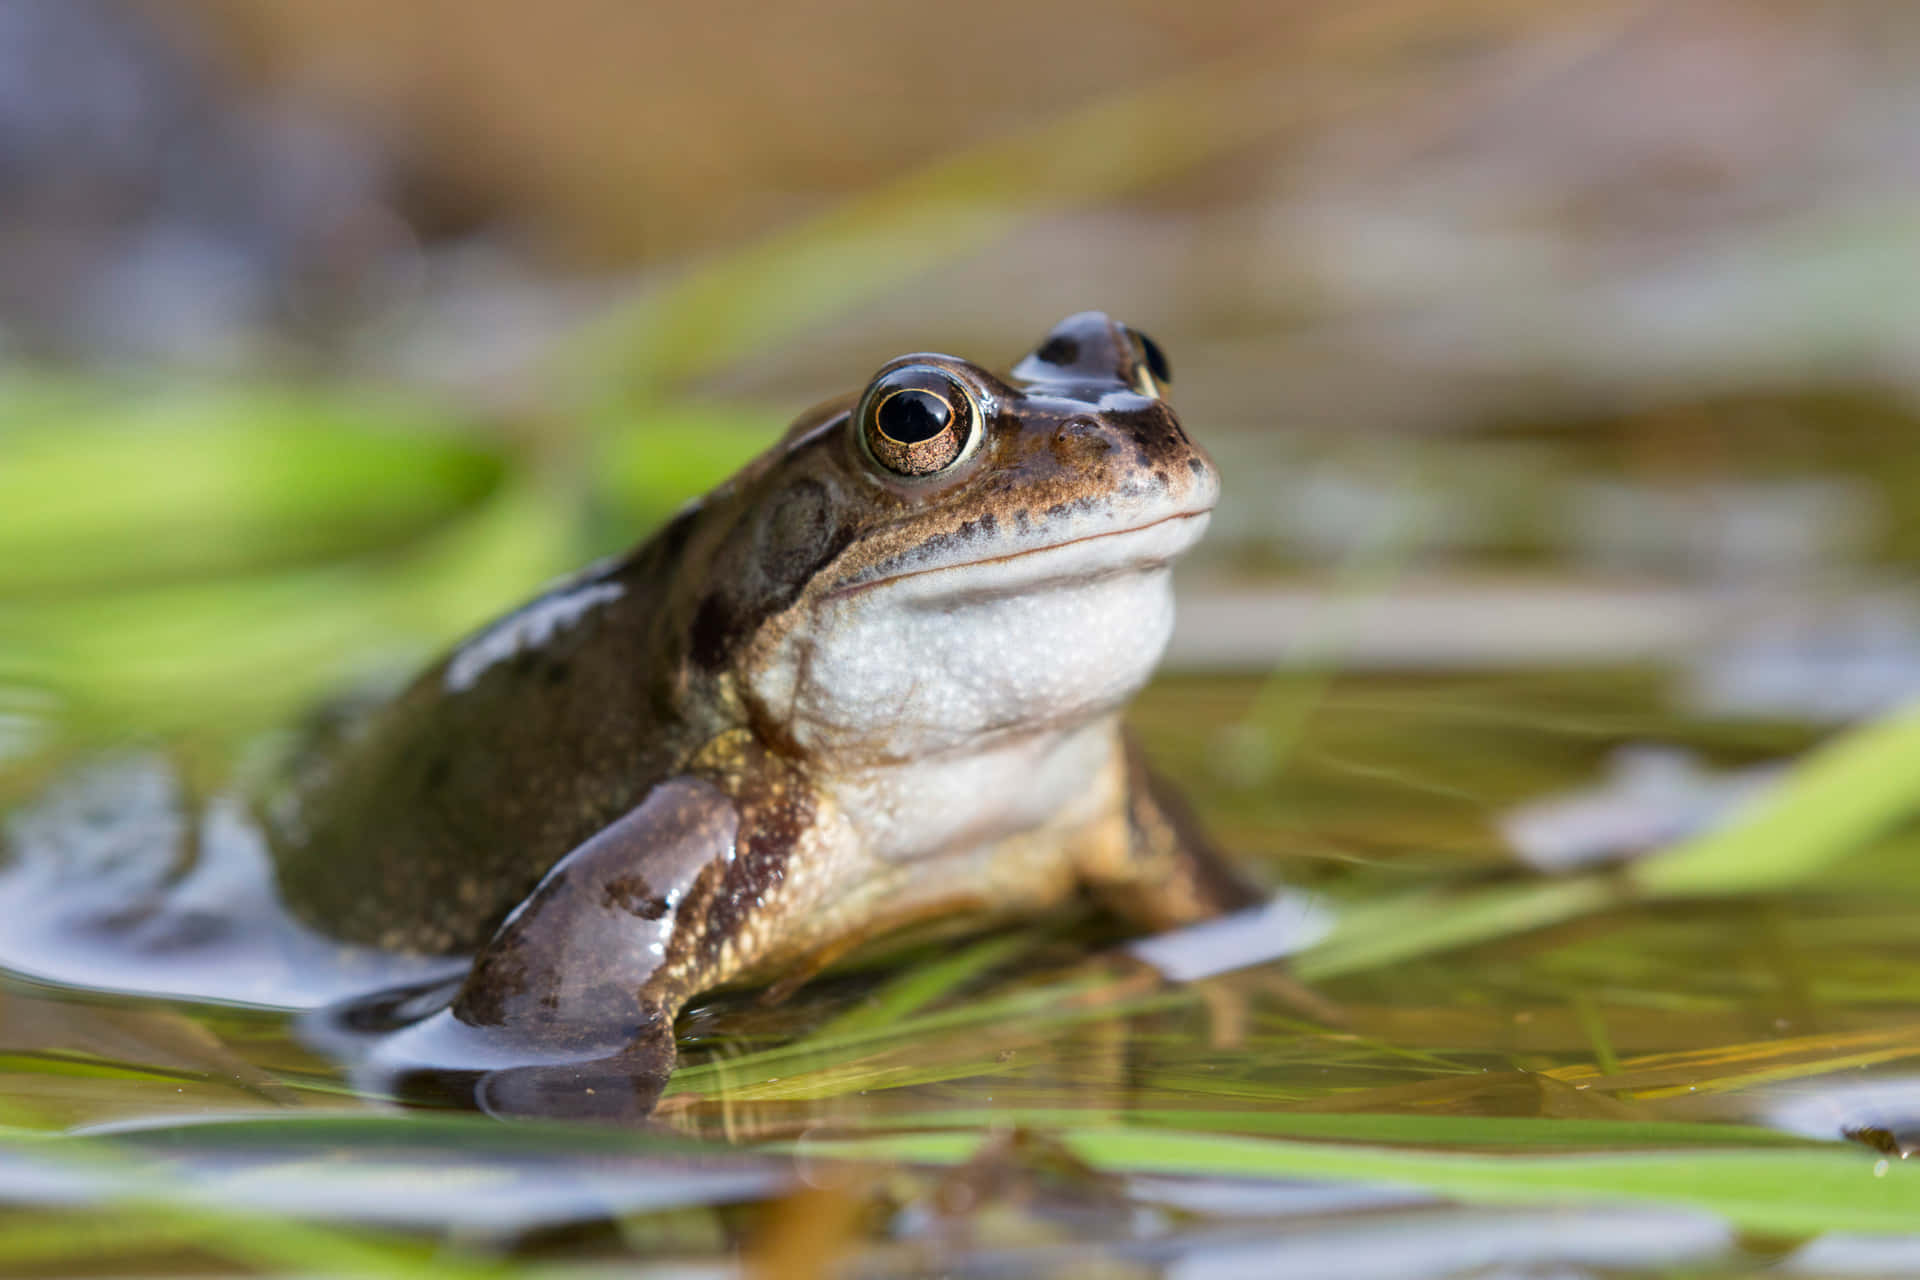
[0,1204,499,1279]
[1636,698,1920,897]
[1292,878,1620,984]
[806,934,1040,1042]
[1263,698,1920,985]
[833,1108,1811,1149]
[667,973,1184,1098]
[0,480,575,738]
[0,383,504,597]
[795,1129,1917,1237]
[596,403,782,531]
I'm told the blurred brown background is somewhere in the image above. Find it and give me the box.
[15,0,1910,409]
[174,0,1286,264]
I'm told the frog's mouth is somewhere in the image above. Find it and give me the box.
[835,509,1210,604]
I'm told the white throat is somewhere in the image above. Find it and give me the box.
[750,557,1180,767]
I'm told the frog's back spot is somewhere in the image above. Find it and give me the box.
[423,754,451,792]
[1043,495,1099,521]
[759,477,854,588]
[543,658,573,687]
[700,784,810,952]
[959,512,997,541]
[688,591,737,672]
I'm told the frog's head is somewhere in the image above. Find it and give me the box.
[674,312,1217,765]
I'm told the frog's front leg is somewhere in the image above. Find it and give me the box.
[1076,734,1264,933]
[430,773,751,1119]
[351,766,791,1120]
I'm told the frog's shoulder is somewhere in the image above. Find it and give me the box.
[435,500,707,697]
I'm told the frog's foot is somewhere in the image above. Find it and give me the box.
[341,1001,679,1121]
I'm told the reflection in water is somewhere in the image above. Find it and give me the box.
[1764,1075,1920,1155]
[1500,745,1783,873]
[0,1115,1767,1274]
[1164,1208,1731,1280]
[7,1116,791,1237]
[1127,892,1335,982]
[1788,1234,1920,1276]
[1687,594,1920,724]
[0,754,459,1009]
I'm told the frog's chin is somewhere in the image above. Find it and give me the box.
[868,508,1211,606]
[762,524,1191,763]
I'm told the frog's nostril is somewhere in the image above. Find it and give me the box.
[1054,418,1110,454]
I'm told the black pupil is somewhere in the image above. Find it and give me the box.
[877,388,951,443]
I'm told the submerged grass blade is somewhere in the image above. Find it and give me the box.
[795,1128,1917,1237]
[0,1130,505,1277]
[0,1205,495,1279]
[0,1212,204,1269]
[832,1107,1810,1149]
[1547,1024,1920,1098]
[807,934,1040,1042]
[1291,878,1620,985]
[667,968,1182,1099]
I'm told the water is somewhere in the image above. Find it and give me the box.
[4,656,1919,1274]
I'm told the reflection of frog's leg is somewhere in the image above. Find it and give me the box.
[449,775,747,1119]
[1076,734,1264,933]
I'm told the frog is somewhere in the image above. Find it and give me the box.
[265,312,1261,1118]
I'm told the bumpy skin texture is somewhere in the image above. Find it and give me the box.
[267,312,1261,1117]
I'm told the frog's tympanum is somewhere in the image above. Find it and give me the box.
[266,313,1260,1117]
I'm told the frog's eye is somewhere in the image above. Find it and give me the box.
[1123,327,1172,398]
[857,366,980,477]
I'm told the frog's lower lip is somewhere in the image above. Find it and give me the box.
[835,509,1211,600]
